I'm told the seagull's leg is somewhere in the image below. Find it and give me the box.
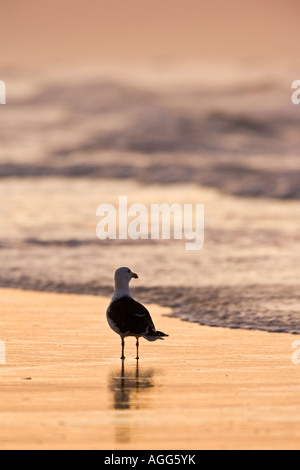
[136,360,139,391]
[121,337,125,360]
[136,337,139,360]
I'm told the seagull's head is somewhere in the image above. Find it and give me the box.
[114,267,138,288]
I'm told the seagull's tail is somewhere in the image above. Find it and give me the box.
[156,330,169,337]
[143,330,169,342]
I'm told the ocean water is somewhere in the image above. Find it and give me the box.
[1,64,300,333]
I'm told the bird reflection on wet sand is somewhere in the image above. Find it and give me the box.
[109,361,156,444]
[109,361,155,410]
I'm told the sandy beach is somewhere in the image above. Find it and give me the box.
[0,288,300,450]
[1,0,300,451]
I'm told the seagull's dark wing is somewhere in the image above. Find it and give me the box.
[107,296,157,336]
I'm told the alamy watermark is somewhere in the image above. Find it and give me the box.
[96,196,204,251]
[291,80,300,105]
[0,80,6,105]
[291,340,300,365]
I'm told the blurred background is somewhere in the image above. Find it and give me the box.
[0,0,299,333]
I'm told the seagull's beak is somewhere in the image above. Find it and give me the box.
[131,272,138,279]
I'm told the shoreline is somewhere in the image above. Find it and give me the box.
[0,283,299,336]
[1,178,299,338]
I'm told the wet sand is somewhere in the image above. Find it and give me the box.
[0,288,300,450]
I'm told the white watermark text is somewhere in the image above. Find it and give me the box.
[96,196,204,251]
[0,80,6,105]
[292,80,300,105]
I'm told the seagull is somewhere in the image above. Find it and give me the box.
[107,267,169,360]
